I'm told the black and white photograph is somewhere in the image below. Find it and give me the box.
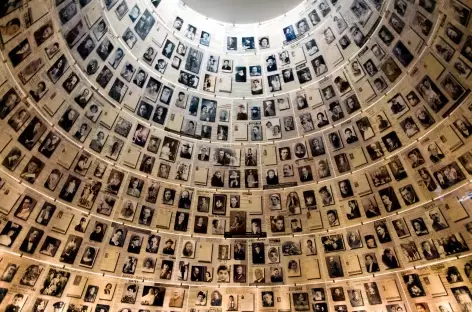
[157,136,179,162]
[58,234,82,264]
[415,75,449,112]
[460,35,472,62]
[449,0,470,25]
[242,36,255,50]
[320,234,345,253]
[185,48,203,74]
[59,1,77,24]
[312,56,328,76]
[115,0,129,19]
[268,73,283,91]
[178,71,200,89]
[234,66,247,83]
[2,147,24,171]
[305,38,319,56]
[79,246,99,268]
[453,117,472,138]
[387,93,409,117]
[207,55,220,73]
[437,233,469,255]
[14,195,36,220]
[433,161,466,189]
[381,57,402,82]
[221,59,233,73]
[47,54,69,84]
[227,36,237,50]
[39,269,70,297]
[19,226,43,254]
[0,221,22,248]
[393,41,414,67]
[440,73,465,101]
[400,117,420,138]
[134,9,155,40]
[283,25,297,42]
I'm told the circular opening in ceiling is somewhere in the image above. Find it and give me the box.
[181,0,305,24]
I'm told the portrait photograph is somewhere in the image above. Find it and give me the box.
[436,233,469,255]
[79,246,99,269]
[415,74,450,114]
[380,57,402,82]
[108,78,128,103]
[453,58,471,79]
[185,48,203,75]
[96,66,113,88]
[134,9,155,40]
[326,255,344,278]
[440,72,465,101]
[115,0,129,20]
[388,156,408,181]
[286,259,300,278]
[159,136,180,162]
[350,0,372,25]
[200,31,211,46]
[154,259,171,277]
[312,55,328,77]
[203,74,216,93]
[387,93,409,117]
[140,286,165,306]
[321,234,345,253]
[379,186,401,212]
[47,54,69,84]
[356,117,375,141]
[212,194,227,215]
[433,161,466,189]
[207,55,220,73]
[90,18,108,41]
[96,37,115,62]
[242,36,255,50]
[39,269,70,297]
[155,58,168,74]
[334,153,351,173]
[283,25,296,42]
[448,0,471,25]
[401,241,422,262]
[120,62,136,82]
[19,264,43,287]
[221,59,233,72]
[371,42,386,62]
[77,35,96,60]
[393,41,414,67]
[433,35,456,62]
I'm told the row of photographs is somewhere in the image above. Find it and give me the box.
[2,0,468,134]
[4,17,468,161]
[1,88,471,206]
[164,0,383,51]
[105,2,395,96]
[0,92,472,236]
[0,245,471,311]
[0,26,468,168]
[157,0,470,56]
[1,0,465,161]
[0,46,467,208]
[12,73,468,163]
[50,0,439,101]
[0,0,468,214]
[0,155,471,237]
[1,115,472,231]
[0,165,471,283]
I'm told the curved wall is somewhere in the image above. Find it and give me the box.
[0,0,471,311]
